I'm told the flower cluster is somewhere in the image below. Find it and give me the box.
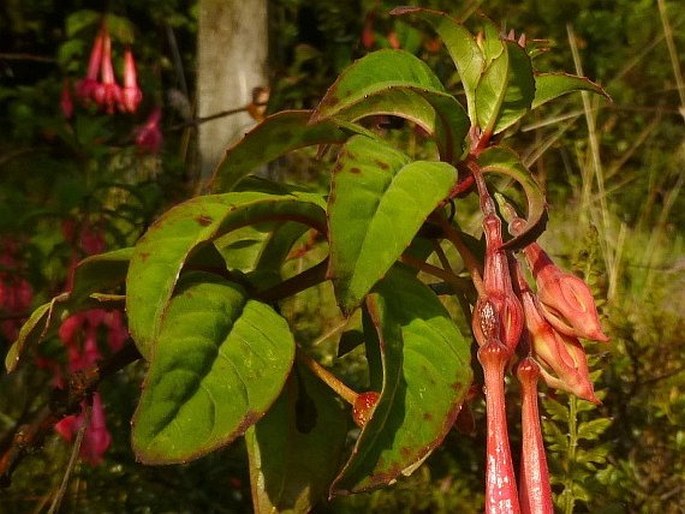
[73,25,142,114]
[471,179,608,513]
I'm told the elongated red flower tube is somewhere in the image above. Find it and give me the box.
[93,28,121,114]
[478,339,521,514]
[75,29,104,101]
[119,48,142,113]
[517,358,554,514]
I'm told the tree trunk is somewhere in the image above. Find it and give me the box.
[197,0,268,180]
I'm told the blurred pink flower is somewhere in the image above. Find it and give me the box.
[54,392,112,466]
[119,48,143,113]
[75,29,104,102]
[92,28,121,114]
[135,107,162,153]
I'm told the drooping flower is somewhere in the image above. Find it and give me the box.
[75,29,104,102]
[92,28,121,114]
[54,392,112,466]
[135,107,163,153]
[119,48,142,113]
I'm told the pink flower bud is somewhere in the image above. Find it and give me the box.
[119,48,142,113]
[517,358,554,514]
[524,242,609,342]
[518,276,598,403]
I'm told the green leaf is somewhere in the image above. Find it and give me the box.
[126,192,326,359]
[331,266,472,494]
[542,396,569,423]
[327,136,457,313]
[312,49,468,162]
[5,248,132,372]
[577,417,612,441]
[476,41,535,135]
[210,110,362,193]
[477,146,548,250]
[132,275,295,464]
[66,9,100,37]
[532,72,610,110]
[246,364,349,513]
[391,7,484,123]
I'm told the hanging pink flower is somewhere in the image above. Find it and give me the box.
[75,29,104,102]
[54,392,112,466]
[135,107,162,153]
[119,48,143,113]
[92,28,121,114]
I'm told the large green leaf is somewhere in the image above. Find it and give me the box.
[312,49,468,162]
[391,7,484,124]
[532,72,610,110]
[5,248,132,372]
[477,146,548,250]
[327,135,457,314]
[126,191,326,359]
[331,266,472,494]
[132,274,295,464]
[246,364,349,513]
[209,110,362,193]
[475,41,535,136]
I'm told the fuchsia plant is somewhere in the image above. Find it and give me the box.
[3,7,611,512]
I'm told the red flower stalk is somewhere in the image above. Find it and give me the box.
[75,29,104,101]
[515,264,598,403]
[135,107,163,153]
[517,358,554,514]
[478,339,521,514]
[119,48,142,113]
[472,213,524,354]
[93,28,121,114]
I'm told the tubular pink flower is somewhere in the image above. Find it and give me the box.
[93,28,121,114]
[75,29,104,101]
[478,339,521,514]
[119,48,142,113]
[522,240,609,343]
[517,358,554,514]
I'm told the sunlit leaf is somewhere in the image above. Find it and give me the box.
[327,135,457,314]
[332,265,472,494]
[210,110,364,193]
[532,72,610,110]
[312,49,469,162]
[132,274,295,464]
[126,192,326,359]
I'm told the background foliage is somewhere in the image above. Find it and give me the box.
[1,0,683,512]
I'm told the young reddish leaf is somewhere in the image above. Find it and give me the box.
[391,7,484,123]
[327,136,457,314]
[209,110,364,193]
[532,73,610,110]
[126,192,326,359]
[132,274,295,464]
[331,265,472,495]
[245,365,349,514]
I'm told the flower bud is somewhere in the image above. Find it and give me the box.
[523,242,608,342]
[519,282,598,403]
[135,107,163,153]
